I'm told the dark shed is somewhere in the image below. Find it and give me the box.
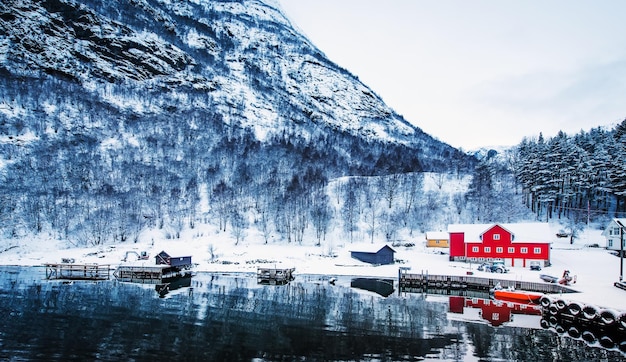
[350,245,396,265]
[169,256,192,267]
[155,250,171,265]
[155,251,192,267]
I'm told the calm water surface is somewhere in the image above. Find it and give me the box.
[0,266,625,361]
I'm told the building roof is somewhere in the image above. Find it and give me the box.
[348,243,396,254]
[602,218,626,236]
[425,232,449,240]
[447,222,554,244]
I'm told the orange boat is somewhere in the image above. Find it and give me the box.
[493,289,544,303]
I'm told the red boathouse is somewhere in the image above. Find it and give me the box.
[447,223,552,267]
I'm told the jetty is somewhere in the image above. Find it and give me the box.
[44,263,111,280]
[398,269,575,294]
[257,267,295,285]
[114,250,193,283]
[113,264,192,283]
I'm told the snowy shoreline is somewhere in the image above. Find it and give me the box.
[2,229,626,313]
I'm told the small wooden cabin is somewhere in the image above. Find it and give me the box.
[155,250,192,268]
[350,244,396,265]
[425,231,450,248]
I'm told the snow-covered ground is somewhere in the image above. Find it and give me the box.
[1,224,625,312]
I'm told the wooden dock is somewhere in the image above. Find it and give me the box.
[44,263,111,280]
[398,269,576,294]
[257,267,295,285]
[113,265,192,283]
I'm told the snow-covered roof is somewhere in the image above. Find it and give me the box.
[425,232,449,240]
[602,218,626,236]
[447,223,554,244]
[348,243,395,253]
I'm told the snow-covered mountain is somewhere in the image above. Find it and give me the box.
[0,0,475,244]
[0,0,466,152]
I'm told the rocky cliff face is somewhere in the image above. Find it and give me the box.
[0,0,457,147]
[0,0,472,243]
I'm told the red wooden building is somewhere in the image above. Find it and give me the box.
[447,223,552,267]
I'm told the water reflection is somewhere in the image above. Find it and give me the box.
[350,277,395,297]
[155,275,193,298]
[541,310,626,355]
[447,296,542,327]
[0,267,625,361]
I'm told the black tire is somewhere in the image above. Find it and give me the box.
[568,326,581,339]
[619,313,626,331]
[599,335,616,349]
[567,302,582,316]
[548,315,558,328]
[600,309,618,326]
[555,324,566,334]
[582,330,597,344]
[540,296,552,308]
[582,305,598,320]
[549,304,559,315]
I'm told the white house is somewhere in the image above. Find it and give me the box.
[602,218,626,251]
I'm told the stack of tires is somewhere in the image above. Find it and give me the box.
[539,295,626,353]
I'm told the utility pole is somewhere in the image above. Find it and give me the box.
[618,220,625,282]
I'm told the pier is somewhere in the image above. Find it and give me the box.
[257,267,295,285]
[114,265,192,283]
[44,263,111,280]
[398,269,576,294]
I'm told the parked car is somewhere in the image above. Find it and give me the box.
[477,262,509,273]
[490,262,509,273]
[529,261,542,271]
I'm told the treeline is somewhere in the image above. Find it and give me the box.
[514,120,626,224]
[0,74,474,246]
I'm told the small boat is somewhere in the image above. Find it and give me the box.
[540,274,559,283]
[493,288,544,303]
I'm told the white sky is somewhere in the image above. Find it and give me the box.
[277,0,626,150]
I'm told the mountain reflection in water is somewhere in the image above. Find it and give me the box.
[0,267,624,361]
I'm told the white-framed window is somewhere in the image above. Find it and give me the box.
[521,247,528,254]
[508,247,515,253]
[484,247,491,253]
[496,247,503,253]
[493,234,500,240]
[472,246,479,253]
[609,240,613,248]
[534,247,541,254]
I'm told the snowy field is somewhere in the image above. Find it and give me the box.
[1,224,625,312]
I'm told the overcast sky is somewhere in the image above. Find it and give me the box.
[278,0,626,150]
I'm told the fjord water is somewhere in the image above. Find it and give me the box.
[0,267,623,361]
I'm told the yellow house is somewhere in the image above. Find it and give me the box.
[425,231,449,248]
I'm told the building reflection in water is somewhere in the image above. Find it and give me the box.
[447,296,542,327]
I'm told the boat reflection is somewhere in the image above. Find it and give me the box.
[448,296,542,327]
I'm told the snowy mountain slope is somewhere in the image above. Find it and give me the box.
[0,0,476,243]
[0,0,456,150]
